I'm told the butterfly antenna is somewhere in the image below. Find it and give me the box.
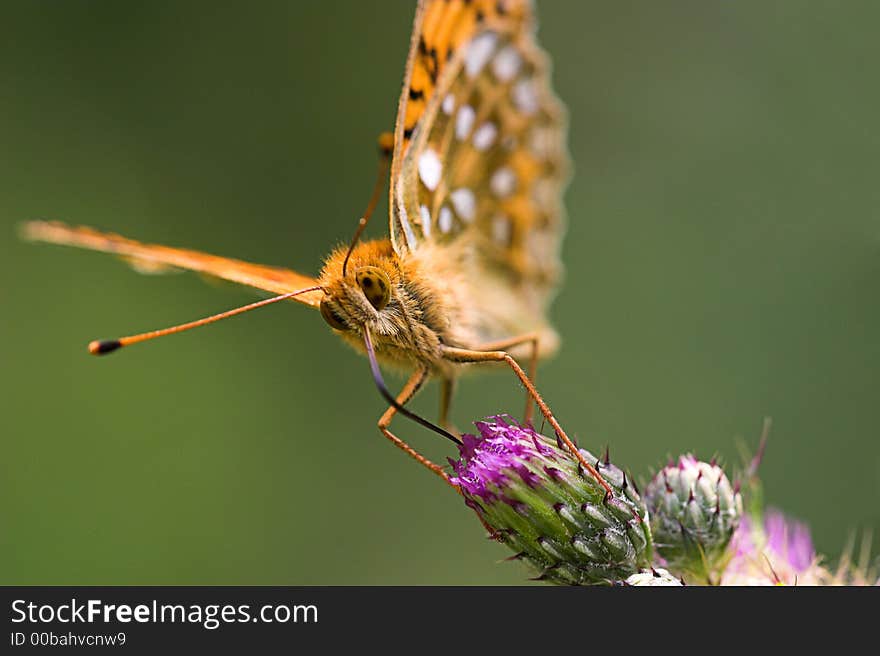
[89,286,322,355]
[342,132,394,278]
[363,326,461,445]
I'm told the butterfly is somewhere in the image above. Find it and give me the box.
[23,0,610,493]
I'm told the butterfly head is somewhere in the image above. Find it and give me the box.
[317,239,399,335]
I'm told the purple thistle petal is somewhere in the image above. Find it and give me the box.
[731,514,756,559]
[763,509,815,572]
[530,433,554,457]
[729,508,815,574]
[449,416,560,501]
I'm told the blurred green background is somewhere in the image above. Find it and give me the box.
[2,1,878,585]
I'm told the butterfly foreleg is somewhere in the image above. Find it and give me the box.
[439,376,460,436]
[470,332,541,425]
[375,367,504,536]
[439,344,612,495]
[377,366,456,488]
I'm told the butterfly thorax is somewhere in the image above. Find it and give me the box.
[317,237,557,376]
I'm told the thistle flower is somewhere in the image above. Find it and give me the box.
[721,508,821,585]
[450,416,652,585]
[643,455,742,584]
[722,510,880,586]
[449,416,873,586]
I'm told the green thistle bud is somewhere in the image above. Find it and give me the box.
[644,454,743,584]
[450,416,653,585]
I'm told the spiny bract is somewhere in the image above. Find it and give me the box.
[643,455,742,584]
[450,416,652,585]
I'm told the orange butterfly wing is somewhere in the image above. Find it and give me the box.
[390,0,567,280]
[21,221,323,308]
[391,0,529,162]
[389,0,569,346]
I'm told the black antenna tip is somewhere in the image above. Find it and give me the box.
[89,339,122,355]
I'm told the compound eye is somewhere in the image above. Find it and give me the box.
[355,266,391,311]
[319,299,348,331]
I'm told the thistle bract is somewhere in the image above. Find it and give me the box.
[450,416,652,585]
[644,455,742,583]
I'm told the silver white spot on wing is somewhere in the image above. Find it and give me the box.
[492,45,522,82]
[450,188,476,223]
[465,32,498,78]
[490,167,516,198]
[512,79,539,115]
[418,148,442,191]
[419,204,432,239]
[456,104,475,141]
[472,122,498,151]
[442,93,456,115]
[438,205,454,234]
[398,201,418,250]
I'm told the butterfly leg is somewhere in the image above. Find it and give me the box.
[438,376,461,436]
[377,367,456,488]
[440,345,612,494]
[472,332,541,425]
[377,370,504,536]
